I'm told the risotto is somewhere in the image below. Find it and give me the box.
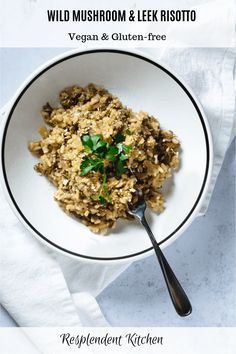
[29,84,180,234]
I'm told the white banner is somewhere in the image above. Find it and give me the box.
[0,327,236,354]
[0,0,235,47]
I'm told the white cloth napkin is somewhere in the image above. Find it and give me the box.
[146,47,236,215]
[0,47,235,331]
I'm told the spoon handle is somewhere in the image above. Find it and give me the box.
[141,216,192,317]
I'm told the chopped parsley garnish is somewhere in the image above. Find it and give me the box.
[81,134,108,155]
[114,132,125,143]
[80,133,132,204]
[80,156,104,176]
[105,146,119,161]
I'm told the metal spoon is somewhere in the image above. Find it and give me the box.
[128,191,192,317]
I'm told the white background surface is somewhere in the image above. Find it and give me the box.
[0,48,235,327]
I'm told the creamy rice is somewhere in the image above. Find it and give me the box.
[29,84,180,234]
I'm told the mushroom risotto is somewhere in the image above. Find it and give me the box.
[29,84,180,234]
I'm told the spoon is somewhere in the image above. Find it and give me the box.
[128,191,192,317]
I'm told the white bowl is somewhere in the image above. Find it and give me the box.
[0,49,213,263]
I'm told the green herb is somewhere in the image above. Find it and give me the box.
[117,143,132,155]
[80,133,133,204]
[98,195,107,204]
[105,146,119,161]
[91,193,107,204]
[114,132,125,143]
[125,129,132,135]
[102,174,112,203]
[81,134,108,155]
[80,156,104,176]
[115,159,126,176]
[119,153,128,161]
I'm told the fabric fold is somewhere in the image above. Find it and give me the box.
[158,47,236,214]
[0,195,81,327]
